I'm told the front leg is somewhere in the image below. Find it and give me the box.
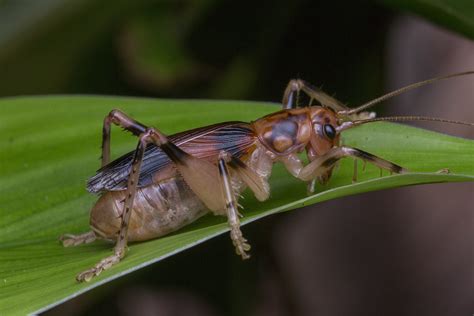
[305,146,318,193]
[297,146,407,182]
[279,147,406,186]
[279,153,315,193]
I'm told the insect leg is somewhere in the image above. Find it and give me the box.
[101,109,148,166]
[61,111,148,246]
[59,231,96,247]
[155,137,252,257]
[305,145,317,193]
[282,79,349,111]
[76,128,152,282]
[218,152,251,259]
[140,129,256,258]
[226,154,270,202]
[278,153,318,193]
[297,146,407,182]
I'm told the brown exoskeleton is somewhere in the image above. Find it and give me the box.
[60,72,474,282]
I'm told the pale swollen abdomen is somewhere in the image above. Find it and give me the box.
[89,176,208,241]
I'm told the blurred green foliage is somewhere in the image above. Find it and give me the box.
[0,0,391,103]
[0,0,472,101]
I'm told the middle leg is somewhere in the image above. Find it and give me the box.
[218,152,251,259]
[139,127,270,258]
[153,139,269,258]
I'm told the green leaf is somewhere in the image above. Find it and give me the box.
[378,0,474,39]
[0,96,473,315]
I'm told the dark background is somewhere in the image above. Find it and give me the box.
[1,1,472,315]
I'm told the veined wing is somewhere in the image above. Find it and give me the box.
[87,121,256,193]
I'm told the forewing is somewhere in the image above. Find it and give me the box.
[87,122,256,193]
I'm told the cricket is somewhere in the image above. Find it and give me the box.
[60,71,474,282]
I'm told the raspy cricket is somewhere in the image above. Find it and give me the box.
[60,72,474,282]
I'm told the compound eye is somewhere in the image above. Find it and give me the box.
[323,124,336,139]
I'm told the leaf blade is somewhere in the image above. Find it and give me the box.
[0,96,473,315]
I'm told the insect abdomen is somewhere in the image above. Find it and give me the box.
[90,176,207,241]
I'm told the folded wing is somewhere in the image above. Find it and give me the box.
[87,122,256,193]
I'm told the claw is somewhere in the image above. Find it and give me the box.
[230,227,251,259]
[77,270,96,283]
[76,251,122,282]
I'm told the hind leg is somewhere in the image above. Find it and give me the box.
[60,231,96,247]
[60,109,149,246]
[101,109,148,166]
[75,128,154,282]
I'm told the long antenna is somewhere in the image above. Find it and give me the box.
[338,71,474,115]
[353,116,474,127]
